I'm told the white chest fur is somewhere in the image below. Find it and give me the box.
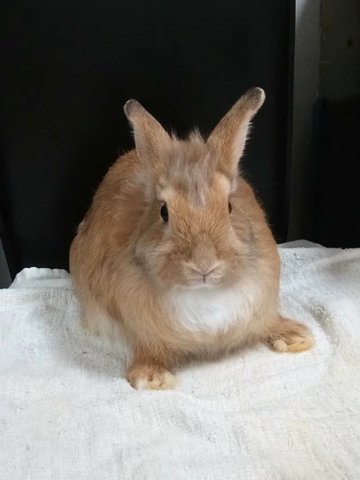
[165,281,261,334]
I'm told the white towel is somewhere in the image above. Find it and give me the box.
[0,245,360,479]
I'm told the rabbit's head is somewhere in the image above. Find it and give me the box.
[124,88,265,291]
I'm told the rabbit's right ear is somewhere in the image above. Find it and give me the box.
[124,100,171,171]
[207,88,265,180]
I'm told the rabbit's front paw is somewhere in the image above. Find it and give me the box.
[267,316,314,353]
[127,364,176,390]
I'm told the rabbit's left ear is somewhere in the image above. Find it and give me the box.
[207,87,265,179]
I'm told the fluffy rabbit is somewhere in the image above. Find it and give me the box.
[70,87,314,390]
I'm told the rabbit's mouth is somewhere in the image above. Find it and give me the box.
[186,280,217,290]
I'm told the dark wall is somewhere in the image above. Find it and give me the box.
[315,95,360,247]
[0,1,293,276]
[315,0,360,247]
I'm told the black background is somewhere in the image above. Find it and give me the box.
[315,95,360,247]
[0,1,293,276]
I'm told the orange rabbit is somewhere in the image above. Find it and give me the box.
[70,88,313,390]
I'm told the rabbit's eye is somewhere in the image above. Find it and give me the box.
[160,203,169,223]
[228,202,232,214]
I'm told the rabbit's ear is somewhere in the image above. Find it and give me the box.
[124,100,171,169]
[207,88,265,179]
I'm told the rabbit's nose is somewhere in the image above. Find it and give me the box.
[191,263,221,282]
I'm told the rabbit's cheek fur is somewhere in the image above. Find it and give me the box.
[165,279,261,334]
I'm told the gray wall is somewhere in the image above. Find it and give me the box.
[288,0,321,241]
[0,239,11,288]
[288,0,359,241]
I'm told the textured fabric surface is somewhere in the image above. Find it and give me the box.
[0,246,360,479]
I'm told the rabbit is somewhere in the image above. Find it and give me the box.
[69,87,314,390]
